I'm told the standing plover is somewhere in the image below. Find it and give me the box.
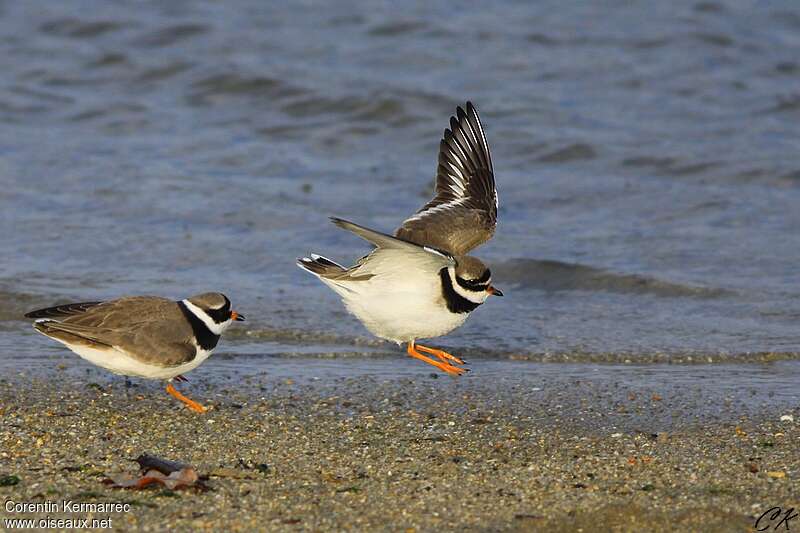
[25,292,244,412]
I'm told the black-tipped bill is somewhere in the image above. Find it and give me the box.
[488,286,503,297]
[231,311,245,321]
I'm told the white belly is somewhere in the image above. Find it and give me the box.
[322,278,469,344]
[64,342,211,381]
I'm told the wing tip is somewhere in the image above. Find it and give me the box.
[455,101,477,120]
[445,102,476,135]
[329,216,348,228]
[24,301,104,320]
[330,216,366,235]
[443,100,492,173]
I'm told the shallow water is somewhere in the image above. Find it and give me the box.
[2,1,800,367]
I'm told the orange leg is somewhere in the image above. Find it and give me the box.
[407,341,466,376]
[166,382,207,413]
[415,344,466,366]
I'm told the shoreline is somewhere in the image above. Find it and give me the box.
[1,360,798,531]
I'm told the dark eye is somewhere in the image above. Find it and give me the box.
[205,296,232,323]
[469,269,491,284]
[456,276,489,291]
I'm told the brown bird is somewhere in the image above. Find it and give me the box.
[25,292,244,413]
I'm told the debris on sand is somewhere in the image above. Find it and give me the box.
[104,454,205,490]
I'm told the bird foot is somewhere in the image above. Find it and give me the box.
[407,343,468,376]
[415,344,467,366]
[166,382,207,413]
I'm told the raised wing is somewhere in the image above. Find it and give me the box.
[395,102,497,256]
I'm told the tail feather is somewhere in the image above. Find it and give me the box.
[33,319,63,336]
[297,254,346,278]
[310,254,344,269]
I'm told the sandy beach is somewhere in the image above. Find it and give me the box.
[1,359,797,532]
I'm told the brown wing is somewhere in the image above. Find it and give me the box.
[34,296,197,367]
[395,102,497,255]
[34,321,114,349]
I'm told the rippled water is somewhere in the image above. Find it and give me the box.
[2,1,800,367]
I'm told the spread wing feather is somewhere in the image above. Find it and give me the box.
[395,102,497,255]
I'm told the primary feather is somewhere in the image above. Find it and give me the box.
[25,301,103,319]
[395,102,497,256]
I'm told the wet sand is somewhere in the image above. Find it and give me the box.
[0,360,798,532]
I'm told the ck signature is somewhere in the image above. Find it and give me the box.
[755,507,798,531]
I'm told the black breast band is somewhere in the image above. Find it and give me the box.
[178,301,220,352]
[439,268,481,314]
